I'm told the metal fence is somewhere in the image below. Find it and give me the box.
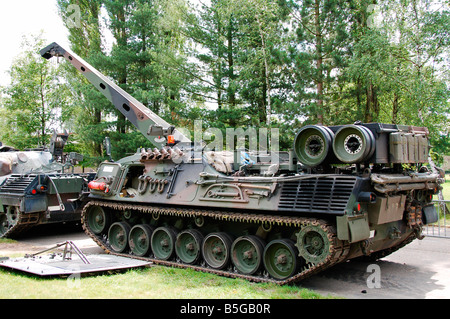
[423,200,450,238]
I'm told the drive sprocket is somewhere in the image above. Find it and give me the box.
[296,224,334,265]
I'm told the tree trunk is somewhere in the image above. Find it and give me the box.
[40,73,46,146]
[392,92,399,124]
[314,0,323,125]
[365,81,378,122]
[227,17,236,108]
[256,13,271,126]
[356,78,362,117]
[94,109,102,156]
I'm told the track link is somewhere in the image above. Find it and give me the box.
[0,209,40,238]
[82,200,351,284]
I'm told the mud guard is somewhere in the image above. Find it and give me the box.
[336,214,370,243]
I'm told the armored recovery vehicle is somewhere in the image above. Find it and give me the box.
[41,42,443,284]
[0,131,95,238]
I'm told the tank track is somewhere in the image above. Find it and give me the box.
[356,230,418,262]
[0,210,41,238]
[81,200,353,285]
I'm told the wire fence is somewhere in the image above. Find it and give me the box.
[423,200,450,238]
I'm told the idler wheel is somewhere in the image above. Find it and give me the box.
[108,222,131,253]
[151,226,178,260]
[86,205,111,235]
[231,235,265,275]
[129,224,155,257]
[263,239,299,280]
[202,232,233,270]
[175,229,204,264]
[296,225,331,265]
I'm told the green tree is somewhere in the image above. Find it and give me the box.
[186,0,290,134]
[347,0,449,151]
[57,0,107,161]
[0,34,69,149]
[51,0,449,159]
[185,0,235,112]
[283,0,352,125]
[100,0,192,158]
[229,0,289,127]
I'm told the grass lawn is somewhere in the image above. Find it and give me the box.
[2,174,448,300]
[0,264,332,299]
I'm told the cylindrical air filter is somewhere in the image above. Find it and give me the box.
[293,125,334,167]
[332,125,375,163]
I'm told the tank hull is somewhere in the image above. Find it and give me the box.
[81,153,438,283]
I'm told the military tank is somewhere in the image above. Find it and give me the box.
[41,42,444,284]
[0,131,96,238]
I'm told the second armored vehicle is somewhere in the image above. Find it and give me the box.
[0,131,95,237]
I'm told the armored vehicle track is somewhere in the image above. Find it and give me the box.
[82,200,417,284]
[0,207,40,238]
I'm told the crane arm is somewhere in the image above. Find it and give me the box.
[40,42,191,148]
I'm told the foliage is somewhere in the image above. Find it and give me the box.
[57,0,107,161]
[0,0,448,157]
[0,34,72,149]
[346,0,450,151]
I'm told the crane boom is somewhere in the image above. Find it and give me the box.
[40,42,191,148]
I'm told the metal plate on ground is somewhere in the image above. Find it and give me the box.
[0,254,152,276]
